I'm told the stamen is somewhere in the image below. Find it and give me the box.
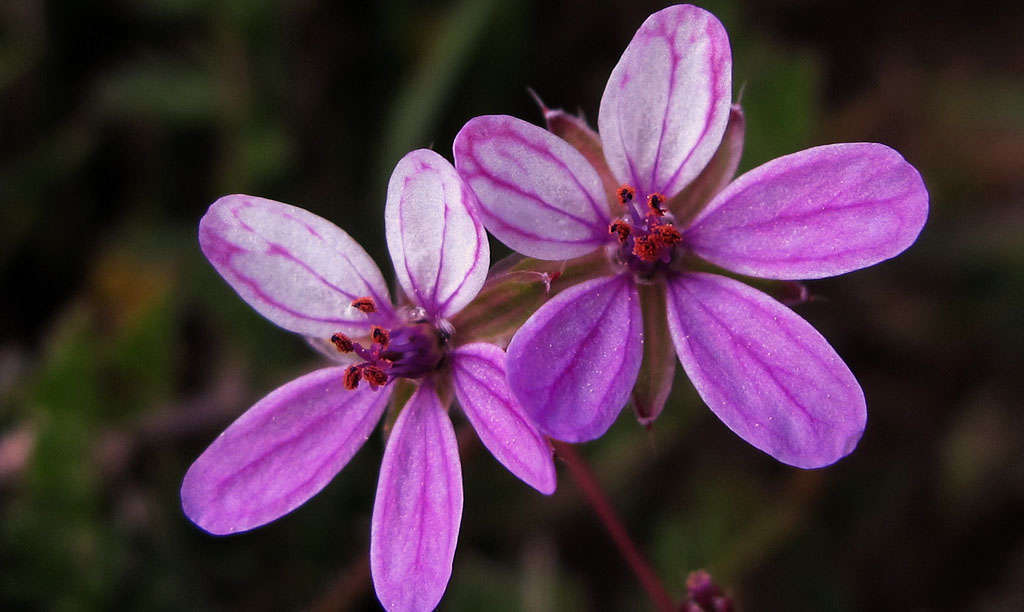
[330,333,354,353]
[616,185,635,205]
[646,193,666,216]
[351,297,377,313]
[632,236,660,262]
[653,224,682,246]
[370,326,390,347]
[361,365,388,388]
[343,365,362,390]
[609,220,631,244]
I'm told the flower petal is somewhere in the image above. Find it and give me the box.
[451,343,556,495]
[199,195,393,337]
[371,383,463,612]
[507,274,643,442]
[454,114,611,260]
[181,368,391,535]
[385,149,489,320]
[665,272,865,468]
[598,4,732,197]
[684,143,929,279]
[529,91,621,210]
[668,103,745,225]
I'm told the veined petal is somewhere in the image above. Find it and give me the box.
[668,103,745,225]
[685,143,929,279]
[598,4,732,198]
[385,149,489,320]
[530,91,621,210]
[451,343,556,495]
[199,195,394,337]
[181,368,391,535]
[507,274,643,442]
[454,114,611,260]
[665,272,865,468]
[371,383,463,612]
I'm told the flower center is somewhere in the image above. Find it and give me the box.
[608,184,683,277]
[330,298,450,390]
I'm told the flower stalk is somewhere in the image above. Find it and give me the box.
[553,440,676,612]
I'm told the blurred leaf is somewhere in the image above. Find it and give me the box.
[96,62,219,124]
[238,121,293,187]
[378,0,503,177]
[734,46,822,170]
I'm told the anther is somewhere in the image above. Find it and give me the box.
[343,365,362,390]
[653,224,682,246]
[351,297,377,313]
[632,236,660,262]
[361,365,388,388]
[646,193,666,216]
[370,326,390,347]
[609,220,631,244]
[616,185,635,205]
[330,333,354,353]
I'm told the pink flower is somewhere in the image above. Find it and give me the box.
[453,4,928,468]
[182,149,555,611]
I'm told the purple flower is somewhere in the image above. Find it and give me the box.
[453,4,928,468]
[182,149,556,611]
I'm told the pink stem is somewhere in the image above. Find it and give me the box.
[553,440,676,612]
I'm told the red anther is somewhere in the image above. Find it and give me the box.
[616,185,635,204]
[632,236,660,262]
[609,220,631,244]
[351,297,377,313]
[330,333,354,353]
[653,223,682,245]
[646,193,666,216]
[370,326,390,347]
[343,365,362,390]
[362,365,388,388]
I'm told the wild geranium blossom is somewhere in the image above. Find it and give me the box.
[182,149,556,611]
[453,4,928,468]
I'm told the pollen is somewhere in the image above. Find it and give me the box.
[632,236,660,262]
[330,333,354,353]
[616,185,635,204]
[646,193,666,216]
[343,365,362,390]
[351,297,377,313]
[653,224,682,246]
[362,365,388,388]
[609,220,631,244]
[370,326,390,347]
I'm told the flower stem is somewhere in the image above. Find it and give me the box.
[553,440,676,612]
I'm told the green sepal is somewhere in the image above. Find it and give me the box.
[452,250,611,348]
[631,280,676,426]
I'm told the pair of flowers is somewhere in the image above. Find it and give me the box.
[182,4,927,611]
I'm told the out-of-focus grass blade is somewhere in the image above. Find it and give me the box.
[377,0,503,181]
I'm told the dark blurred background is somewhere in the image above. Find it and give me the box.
[2,0,1023,609]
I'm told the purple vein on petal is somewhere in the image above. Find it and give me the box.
[454,115,611,259]
[200,195,395,336]
[665,272,865,468]
[477,145,605,232]
[507,273,642,441]
[181,369,393,535]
